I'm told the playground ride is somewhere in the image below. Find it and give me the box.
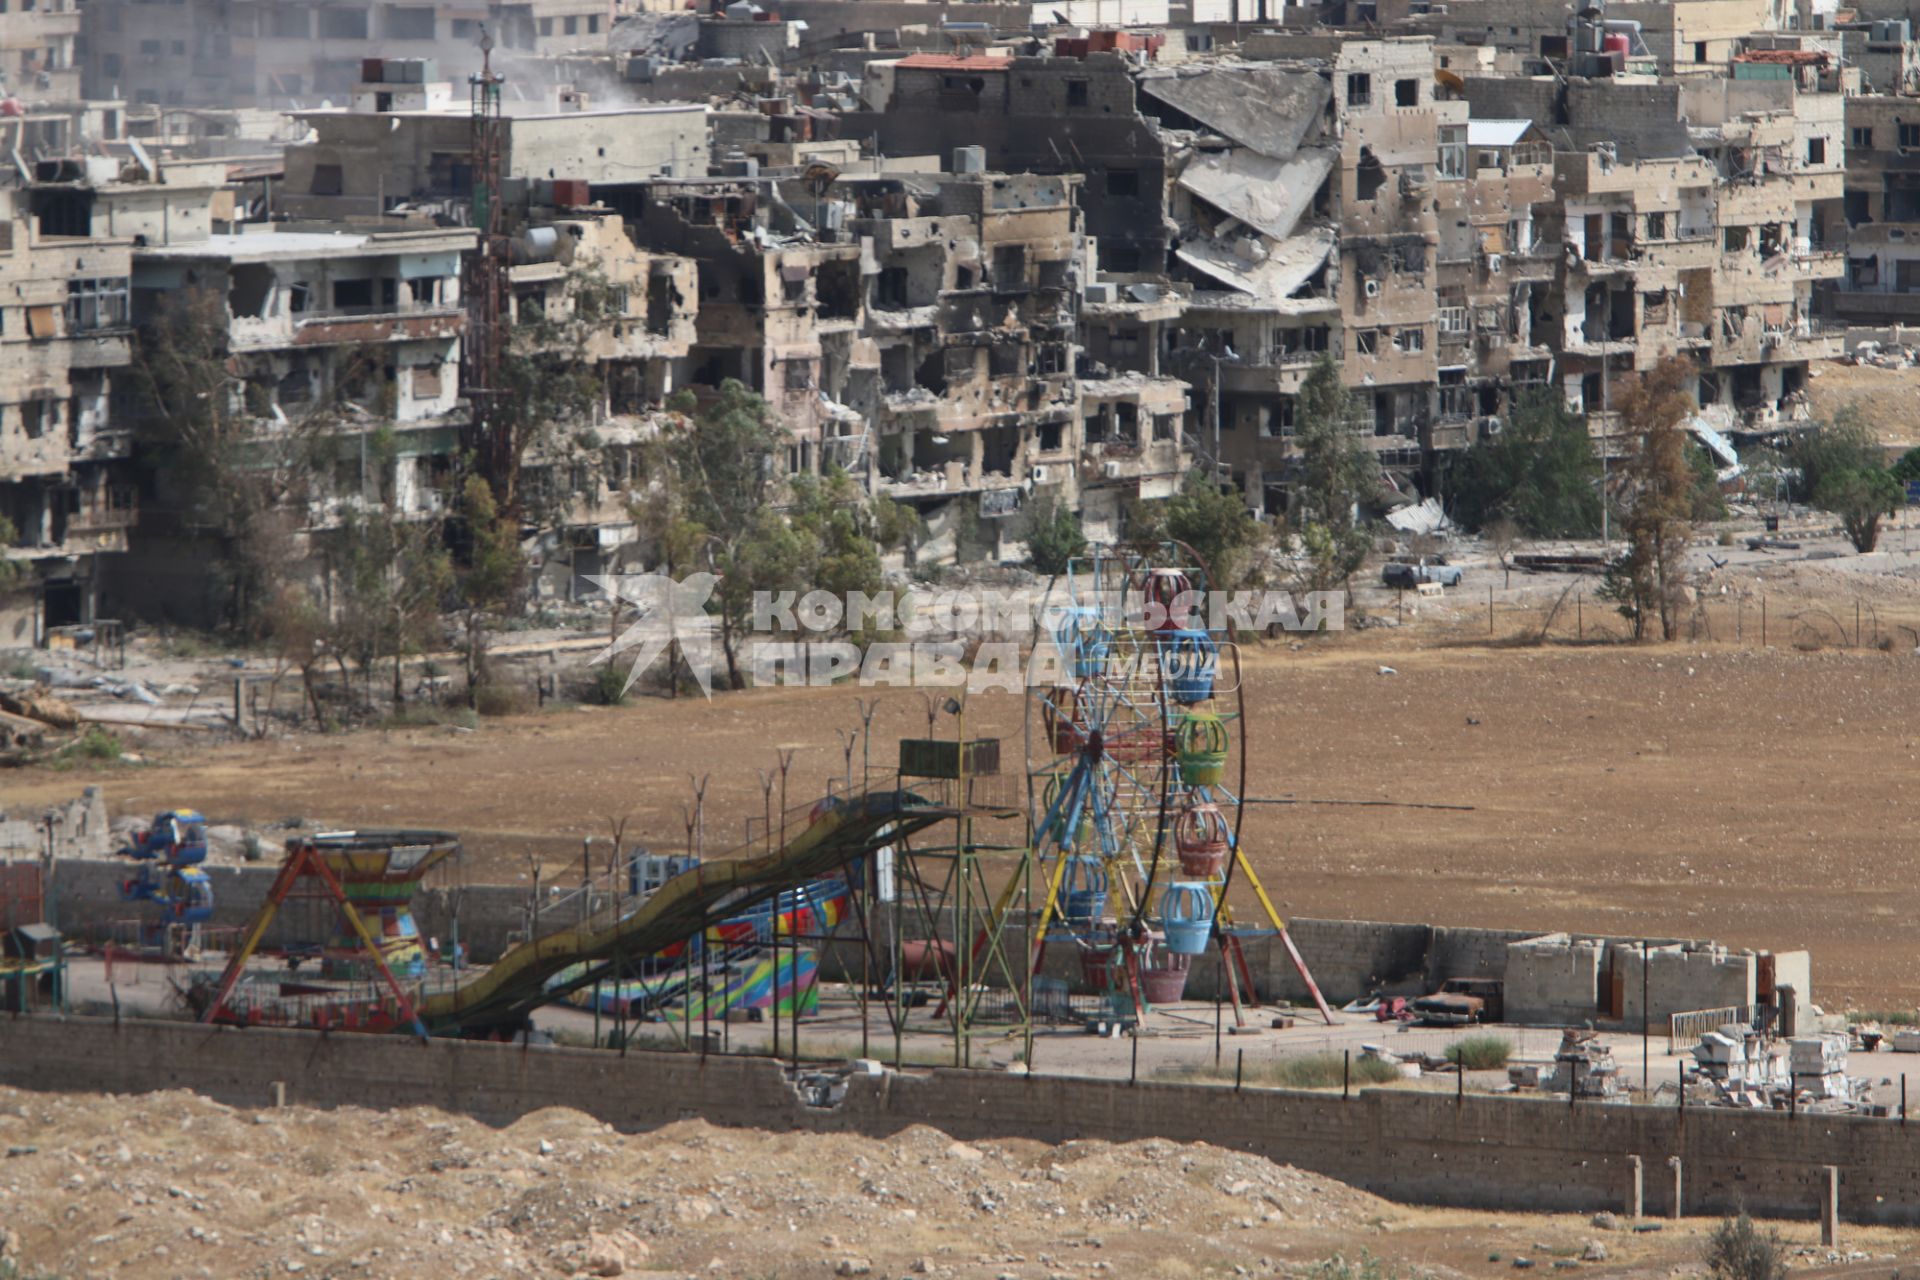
[1016,545,1332,1028]
[192,788,967,1039]
[113,810,214,955]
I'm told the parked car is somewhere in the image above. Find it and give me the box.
[1412,977,1505,1025]
[1382,558,1463,589]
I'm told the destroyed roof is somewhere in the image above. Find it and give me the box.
[1137,63,1331,160]
[1177,147,1334,241]
[608,10,700,57]
[1466,119,1532,147]
[1175,226,1335,303]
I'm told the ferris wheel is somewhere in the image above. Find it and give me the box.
[1022,543,1332,1023]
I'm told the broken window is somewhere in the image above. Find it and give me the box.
[289,282,312,314]
[646,273,681,333]
[406,277,442,306]
[310,164,344,196]
[1852,126,1873,150]
[988,342,1023,378]
[993,244,1026,290]
[25,305,56,339]
[1724,226,1749,252]
[1346,73,1371,108]
[1261,399,1296,438]
[1394,78,1418,107]
[814,258,859,319]
[1038,422,1064,452]
[1645,211,1668,241]
[881,345,914,394]
[1438,305,1468,335]
[1902,123,1920,150]
[333,278,374,311]
[412,362,443,399]
[221,265,279,321]
[1066,80,1089,107]
[1106,169,1139,198]
[1355,147,1386,202]
[1392,327,1425,353]
[66,278,129,332]
[877,266,910,309]
[1355,328,1379,355]
[1153,415,1175,442]
[1437,125,1466,179]
[783,360,815,392]
[20,400,51,439]
[1807,137,1826,166]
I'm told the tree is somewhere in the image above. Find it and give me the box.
[1450,390,1601,537]
[1892,446,1920,485]
[660,381,788,689]
[452,474,525,703]
[1289,355,1376,593]
[1023,490,1085,576]
[1814,467,1902,553]
[329,503,452,710]
[1597,358,1696,641]
[870,494,925,562]
[1788,403,1881,504]
[475,265,626,518]
[1129,473,1262,589]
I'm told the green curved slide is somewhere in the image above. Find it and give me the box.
[418,788,950,1036]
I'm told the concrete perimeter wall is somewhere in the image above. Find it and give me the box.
[0,1014,1910,1225]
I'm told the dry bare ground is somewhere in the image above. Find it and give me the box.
[2,1084,1914,1280]
[17,566,1920,1008]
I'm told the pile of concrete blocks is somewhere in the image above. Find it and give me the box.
[1545,1029,1627,1099]
[1695,1027,1787,1094]
[1789,1034,1851,1101]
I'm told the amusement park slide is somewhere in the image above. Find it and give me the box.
[416,788,951,1036]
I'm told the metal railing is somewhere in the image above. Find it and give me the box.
[1669,1003,1761,1054]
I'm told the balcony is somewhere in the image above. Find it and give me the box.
[69,486,137,535]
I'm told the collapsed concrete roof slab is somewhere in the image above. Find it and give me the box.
[1138,64,1331,159]
[1175,225,1335,301]
[1177,147,1334,241]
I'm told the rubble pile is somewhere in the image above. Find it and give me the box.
[0,1085,1391,1279]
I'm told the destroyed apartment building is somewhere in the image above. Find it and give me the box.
[0,0,1902,636]
[0,146,232,639]
[81,0,616,109]
[1462,34,1847,441]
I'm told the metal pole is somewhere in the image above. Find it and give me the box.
[1343,1049,1351,1100]
[1642,939,1650,1096]
[1214,962,1223,1070]
[1130,1031,1139,1086]
[1235,1049,1244,1091]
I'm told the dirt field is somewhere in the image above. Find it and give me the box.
[1806,360,1920,450]
[17,594,1920,1009]
[1,1083,1911,1280]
